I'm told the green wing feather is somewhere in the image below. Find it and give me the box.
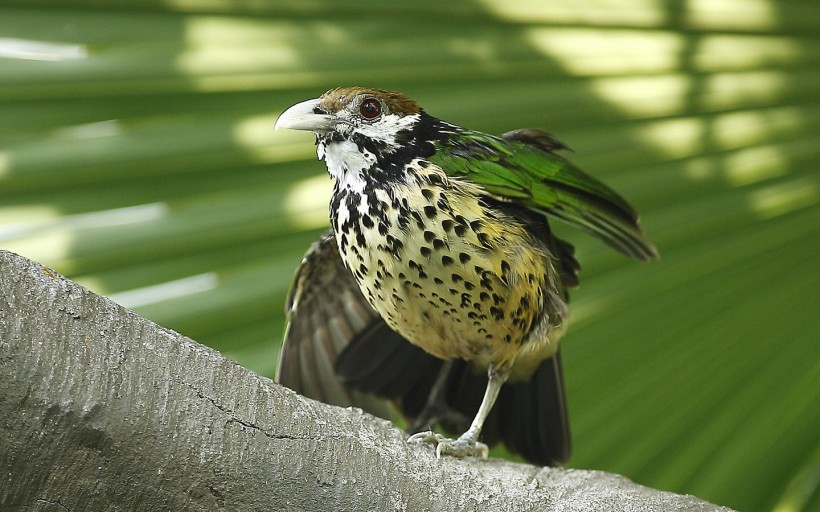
[428,128,658,261]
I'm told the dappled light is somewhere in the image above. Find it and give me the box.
[282,173,333,230]
[176,17,301,75]
[686,0,776,31]
[0,203,169,268]
[475,0,667,27]
[1,1,818,511]
[589,75,692,117]
[54,119,123,140]
[525,28,684,75]
[749,179,818,219]
[231,113,305,162]
[106,271,219,309]
[723,144,789,186]
[639,117,707,158]
[0,37,87,61]
[705,70,790,108]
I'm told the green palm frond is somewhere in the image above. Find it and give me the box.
[1,2,818,511]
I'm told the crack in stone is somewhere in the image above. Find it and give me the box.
[183,381,300,441]
[36,498,70,511]
[224,417,300,440]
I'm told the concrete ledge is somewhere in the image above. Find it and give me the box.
[0,250,733,511]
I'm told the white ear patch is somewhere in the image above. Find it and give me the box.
[356,113,420,148]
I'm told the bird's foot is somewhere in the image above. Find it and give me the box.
[407,431,489,460]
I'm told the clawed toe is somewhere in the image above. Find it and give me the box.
[408,430,446,445]
[407,431,489,460]
[436,438,489,460]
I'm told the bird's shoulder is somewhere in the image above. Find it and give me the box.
[420,122,657,261]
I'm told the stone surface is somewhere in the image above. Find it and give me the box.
[0,250,734,511]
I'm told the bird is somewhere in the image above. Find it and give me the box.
[274,86,657,466]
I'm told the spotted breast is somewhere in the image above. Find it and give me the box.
[330,159,567,377]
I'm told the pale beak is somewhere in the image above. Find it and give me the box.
[274,98,335,132]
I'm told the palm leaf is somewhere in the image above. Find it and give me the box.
[1,2,818,511]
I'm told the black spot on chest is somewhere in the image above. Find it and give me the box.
[332,186,395,247]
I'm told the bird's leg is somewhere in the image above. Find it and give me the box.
[409,365,509,460]
[407,360,470,434]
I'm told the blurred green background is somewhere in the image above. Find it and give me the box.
[1,1,818,510]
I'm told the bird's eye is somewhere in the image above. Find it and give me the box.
[359,98,382,120]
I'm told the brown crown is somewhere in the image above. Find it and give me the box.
[319,86,421,116]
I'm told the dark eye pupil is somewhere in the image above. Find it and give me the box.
[360,98,381,119]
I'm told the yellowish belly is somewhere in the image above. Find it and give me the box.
[334,171,567,375]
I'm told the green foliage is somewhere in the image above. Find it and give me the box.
[431,128,657,260]
[1,2,818,511]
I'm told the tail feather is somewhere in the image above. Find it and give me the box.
[335,321,442,398]
[439,354,571,466]
[488,353,571,466]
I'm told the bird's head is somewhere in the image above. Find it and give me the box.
[276,87,443,183]
[275,86,422,140]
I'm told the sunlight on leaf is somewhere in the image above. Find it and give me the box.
[54,120,122,140]
[704,70,788,109]
[686,0,777,30]
[231,113,284,160]
[772,442,820,512]
[695,34,802,70]
[0,37,87,61]
[283,173,333,230]
[0,151,10,178]
[713,107,803,151]
[476,0,665,26]
[1,204,169,264]
[524,27,683,75]
[639,117,705,158]
[590,75,691,117]
[177,17,300,74]
[748,179,818,219]
[1,1,817,510]
[105,272,219,308]
[723,145,789,186]
[0,206,64,241]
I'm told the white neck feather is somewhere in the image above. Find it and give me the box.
[316,112,421,192]
[318,139,373,193]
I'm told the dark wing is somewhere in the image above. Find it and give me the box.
[277,227,573,466]
[336,335,571,466]
[428,127,658,261]
[278,229,454,422]
[276,228,394,418]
